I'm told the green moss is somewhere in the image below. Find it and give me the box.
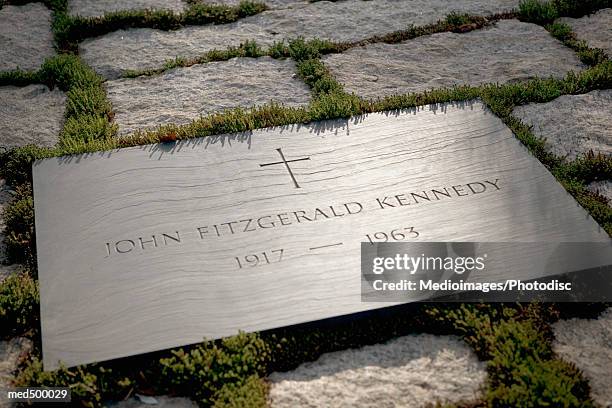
[519,0,612,25]
[124,41,267,78]
[546,22,609,66]
[14,356,134,408]
[2,184,35,265]
[38,55,117,148]
[434,304,594,407]
[121,13,514,79]
[296,58,342,94]
[0,70,42,86]
[0,269,39,338]
[158,332,270,406]
[212,375,268,408]
[444,12,476,27]
[519,0,559,24]
[552,0,612,17]
[486,319,592,407]
[0,145,53,186]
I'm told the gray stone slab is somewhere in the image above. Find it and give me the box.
[0,3,55,72]
[269,334,485,408]
[553,308,612,408]
[558,8,612,57]
[0,85,66,149]
[513,89,612,160]
[198,0,305,9]
[587,180,612,202]
[68,0,187,17]
[80,0,520,78]
[105,57,311,135]
[107,395,198,407]
[32,101,610,369]
[323,20,585,99]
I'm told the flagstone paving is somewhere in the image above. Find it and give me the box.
[558,8,612,57]
[68,0,187,17]
[0,0,611,406]
[587,180,612,202]
[108,395,198,407]
[268,334,486,408]
[0,85,66,149]
[105,57,310,135]
[202,0,305,9]
[0,3,55,72]
[512,89,612,161]
[552,308,612,408]
[80,0,519,79]
[323,20,584,100]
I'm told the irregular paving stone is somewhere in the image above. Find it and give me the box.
[553,308,612,408]
[80,0,520,78]
[587,180,612,202]
[268,334,486,408]
[0,85,66,149]
[198,0,305,9]
[68,0,187,17]
[106,395,198,407]
[0,3,55,72]
[558,8,612,57]
[513,89,612,160]
[324,20,585,99]
[105,57,311,135]
[0,337,33,408]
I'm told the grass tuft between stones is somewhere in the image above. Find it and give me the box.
[1,184,35,266]
[0,268,39,339]
[546,22,609,66]
[519,0,612,25]
[433,304,596,407]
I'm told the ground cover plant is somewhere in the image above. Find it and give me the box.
[1,0,611,406]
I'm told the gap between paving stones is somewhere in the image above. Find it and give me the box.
[120,12,518,78]
[552,307,612,408]
[1,61,610,234]
[79,0,523,78]
[76,0,612,78]
[322,19,587,100]
[107,57,312,136]
[557,8,612,57]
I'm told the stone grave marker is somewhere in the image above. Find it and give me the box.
[33,101,610,369]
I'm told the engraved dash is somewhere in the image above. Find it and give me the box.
[309,243,344,251]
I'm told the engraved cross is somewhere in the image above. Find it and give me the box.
[259,148,310,189]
